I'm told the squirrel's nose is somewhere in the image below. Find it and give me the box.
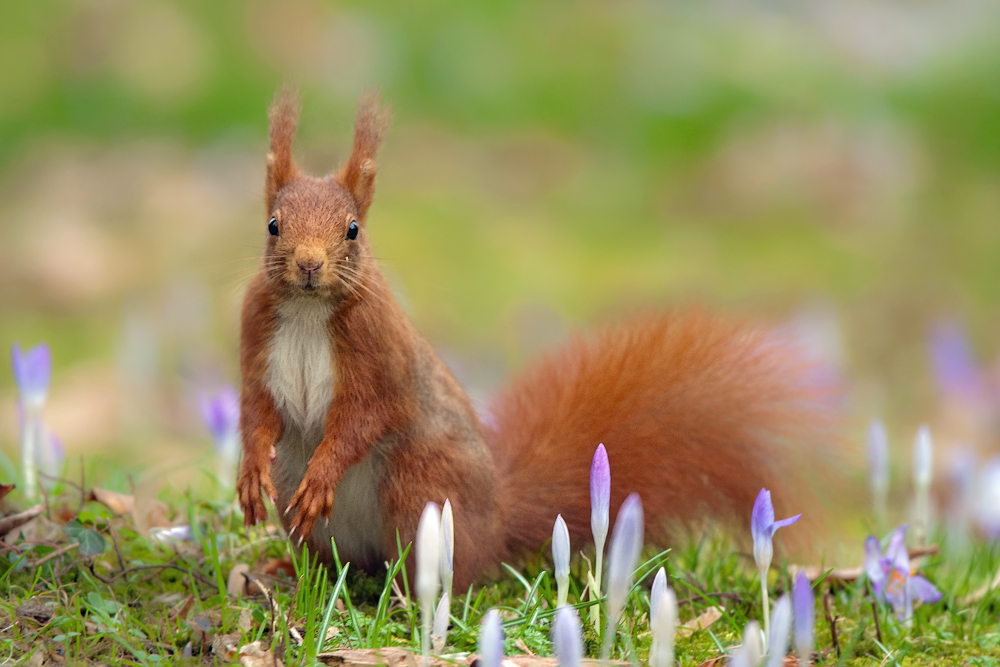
[297,259,324,275]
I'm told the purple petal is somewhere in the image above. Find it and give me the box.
[479,609,504,667]
[751,488,774,544]
[909,575,942,605]
[772,514,802,531]
[977,457,1000,539]
[792,572,813,659]
[590,443,611,546]
[11,343,52,400]
[552,605,583,667]
[929,319,980,399]
[199,386,240,443]
[606,493,644,613]
[863,536,885,592]
[886,525,910,573]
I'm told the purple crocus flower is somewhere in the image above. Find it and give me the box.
[864,525,942,623]
[751,488,800,649]
[199,386,240,445]
[552,514,570,607]
[199,386,240,492]
[976,457,1000,539]
[589,443,611,628]
[792,572,813,663]
[479,609,504,667]
[552,605,583,667]
[12,343,52,406]
[601,492,643,660]
[929,319,980,400]
[12,343,53,501]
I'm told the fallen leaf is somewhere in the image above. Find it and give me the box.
[238,608,253,633]
[213,631,242,661]
[88,489,134,515]
[0,484,14,501]
[240,641,285,667]
[228,564,251,598]
[16,603,54,625]
[0,505,46,540]
[677,606,723,637]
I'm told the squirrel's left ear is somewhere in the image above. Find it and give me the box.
[337,91,391,222]
[266,85,301,212]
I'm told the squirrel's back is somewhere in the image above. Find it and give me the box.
[488,309,845,559]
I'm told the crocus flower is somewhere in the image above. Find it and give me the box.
[601,492,643,660]
[792,572,813,664]
[150,525,194,545]
[864,525,941,624]
[416,502,441,666]
[649,566,667,623]
[589,443,610,627]
[479,609,504,667]
[765,594,791,667]
[552,514,570,607]
[432,592,450,649]
[11,343,52,501]
[199,386,240,492]
[751,488,800,649]
[913,425,933,544]
[868,418,889,525]
[649,575,676,667]
[976,457,1000,539]
[552,605,583,667]
[440,498,454,602]
[729,621,762,667]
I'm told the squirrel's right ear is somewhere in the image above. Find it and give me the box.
[337,92,391,222]
[265,86,301,211]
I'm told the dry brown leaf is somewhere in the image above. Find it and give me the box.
[240,641,285,667]
[228,564,251,598]
[133,496,172,533]
[263,558,296,579]
[238,608,253,634]
[89,488,134,515]
[0,484,14,501]
[0,505,46,540]
[213,631,242,661]
[677,606,723,637]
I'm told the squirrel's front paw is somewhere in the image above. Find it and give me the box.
[285,469,336,543]
[237,461,278,528]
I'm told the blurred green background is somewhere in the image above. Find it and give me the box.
[2,0,1000,488]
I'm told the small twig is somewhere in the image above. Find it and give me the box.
[79,455,86,510]
[30,542,80,567]
[109,526,126,573]
[871,599,883,644]
[823,592,840,658]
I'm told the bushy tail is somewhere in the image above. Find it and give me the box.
[487,309,850,559]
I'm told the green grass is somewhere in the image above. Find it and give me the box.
[3,478,1000,666]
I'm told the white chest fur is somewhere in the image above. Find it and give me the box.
[266,298,336,436]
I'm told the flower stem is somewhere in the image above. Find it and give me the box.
[21,407,40,502]
[760,569,770,653]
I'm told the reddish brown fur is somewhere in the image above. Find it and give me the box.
[489,311,843,559]
[238,89,847,590]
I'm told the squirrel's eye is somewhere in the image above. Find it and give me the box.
[268,217,279,236]
[346,221,359,241]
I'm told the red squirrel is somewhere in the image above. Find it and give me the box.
[237,88,841,590]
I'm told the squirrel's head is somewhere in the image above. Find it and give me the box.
[260,87,390,301]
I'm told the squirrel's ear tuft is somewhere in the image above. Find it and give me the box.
[338,91,391,222]
[266,85,301,211]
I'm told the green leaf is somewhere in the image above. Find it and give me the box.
[78,529,107,557]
